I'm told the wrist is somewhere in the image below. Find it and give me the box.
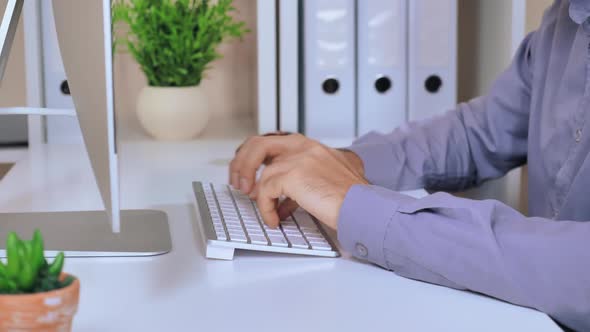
[338,149,365,176]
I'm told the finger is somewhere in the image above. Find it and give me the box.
[249,183,259,200]
[228,158,240,188]
[229,140,247,188]
[257,179,281,228]
[234,136,297,194]
[237,141,268,194]
[256,165,292,228]
[249,157,292,200]
[277,198,299,220]
[230,136,260,192]
[234,142,244,154]
[231,171,240,189]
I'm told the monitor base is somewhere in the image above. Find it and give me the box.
[0,210,171,257]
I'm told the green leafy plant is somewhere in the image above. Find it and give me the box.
[0,230,72,294]
[112,0,248,87]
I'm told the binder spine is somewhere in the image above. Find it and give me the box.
[278,0,299,133]
[257,0,279,134]
[408,0,457,122]
[357,0,408,136]
[303,0,356,139]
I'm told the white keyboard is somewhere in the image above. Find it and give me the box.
[193,182,339,260]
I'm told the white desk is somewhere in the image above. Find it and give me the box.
[0,141,560,332]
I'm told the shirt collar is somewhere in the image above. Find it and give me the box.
[570,0,590,24]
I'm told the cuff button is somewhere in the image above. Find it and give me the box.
[355,243,368,258]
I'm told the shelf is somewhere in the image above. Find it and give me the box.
[118,113,256,143]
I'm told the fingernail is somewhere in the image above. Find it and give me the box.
[231,172,239,188]
[240,178,250,193]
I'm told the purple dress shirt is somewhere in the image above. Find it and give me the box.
[338,1,590,330]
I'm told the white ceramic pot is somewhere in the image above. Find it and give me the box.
[136,85,210,140]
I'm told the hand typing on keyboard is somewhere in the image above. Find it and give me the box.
[229,134,368,230]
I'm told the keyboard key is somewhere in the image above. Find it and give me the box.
[228,230,246,237]
[248,232,265,239]
[284,233,303,240]
[264,228,282,234]
[301,230,324,240]
[250,235,268,245]
[226,228,244,235]
[288,236,310,249]
[309,241,331,251]
[246,227,262,234]
[246,231,263,237]
[229,236,247,243]
[241,214,257,221]
[224,217,240,223]
[283,228,302,235]
[268,235,288,247]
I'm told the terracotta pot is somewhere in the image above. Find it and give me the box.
[136,85,210,140]
[0,274,80,332]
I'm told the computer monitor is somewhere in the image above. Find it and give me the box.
[0,0,171,257]
[53,0,121,232]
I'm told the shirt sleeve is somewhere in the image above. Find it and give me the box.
[346,31,536,192]
[337,184,590,332]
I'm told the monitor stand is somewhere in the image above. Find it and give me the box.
[0,210,171,257]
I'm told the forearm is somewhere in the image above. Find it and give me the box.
[345,110,477,191]
[337,185,590,331]
[346,33,535,192]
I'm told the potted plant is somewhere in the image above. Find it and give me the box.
[0,230,79,331]
[113,0,248,140]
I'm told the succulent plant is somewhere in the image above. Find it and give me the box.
[0,230,73,294]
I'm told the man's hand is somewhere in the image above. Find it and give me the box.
[229,134,366,229]
[229,133,364,194]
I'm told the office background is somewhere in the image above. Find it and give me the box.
[0,0,552,211]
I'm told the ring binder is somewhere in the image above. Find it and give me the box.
[407,0,457,122]
[357,0,408,136]
[302,0,356,139]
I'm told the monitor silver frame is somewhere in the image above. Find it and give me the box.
[0,0,171,257]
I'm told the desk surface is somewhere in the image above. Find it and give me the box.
[0,141,560,332]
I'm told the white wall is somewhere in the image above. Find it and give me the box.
[0,0,28,143]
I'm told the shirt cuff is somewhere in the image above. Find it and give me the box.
[345,142,398,188]
[337,184,416,267]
